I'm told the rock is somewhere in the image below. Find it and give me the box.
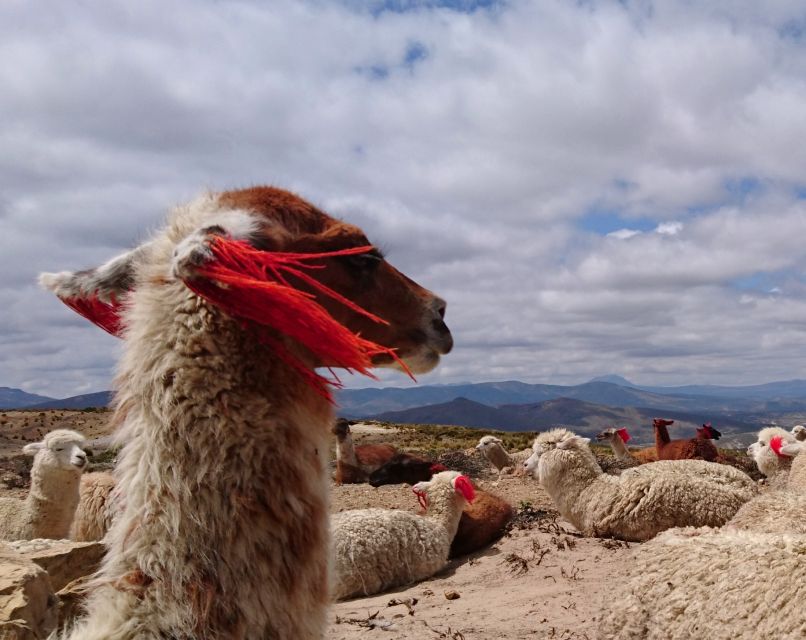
[0,544,59,639]
[7,539,104,592]
[443,590,461,600]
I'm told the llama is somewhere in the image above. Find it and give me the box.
[332,419,397,484]
[41,186,453,640]
[367,454,445,486]
[696,422,721,440]
[594,428,657,469]
[653,418,718,461]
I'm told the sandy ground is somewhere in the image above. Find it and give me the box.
[328,475,630,640]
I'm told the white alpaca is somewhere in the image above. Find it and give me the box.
[746,426,797,483]
[523,429,757,542]
[0,430,87,541]
[791,424,806,441]
[41,186,452,639]
[331,470,473,599]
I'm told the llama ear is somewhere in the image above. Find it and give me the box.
[452,475,475,503]
[39,243,149,337]
[616,428,631,443]
[22,442,44,455]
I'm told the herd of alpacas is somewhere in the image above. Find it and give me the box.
[2,186,804,639]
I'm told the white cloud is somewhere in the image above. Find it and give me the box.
[2,0,806,397]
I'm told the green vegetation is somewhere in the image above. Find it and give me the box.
[367,421,540,455]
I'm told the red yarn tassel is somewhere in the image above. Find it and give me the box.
[616,428,631,444]
[184,237,413,400]
[62,295,124,337]
[453,475,475,503]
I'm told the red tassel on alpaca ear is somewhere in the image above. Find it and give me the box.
[183,237,414,400]
[453,475,475,504]
[62,295,124,337]
[616,428,631,444]
[429,463,447,474]
[769,436,790,459]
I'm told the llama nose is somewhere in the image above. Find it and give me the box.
[434,297,447,319]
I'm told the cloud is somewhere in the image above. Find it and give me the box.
[2,0,806,397]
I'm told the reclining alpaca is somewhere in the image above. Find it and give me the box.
[368,453,445,486]
[332,418,397,484]
[475,435,530,480]
[653,418,718,461]
[0,430,88,541]
[40,186,452,640]
[331,470,473,599]
[523,429,757,542]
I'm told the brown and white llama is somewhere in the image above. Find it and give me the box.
[653,418,719,461]
[332,418,398,484]
[40,186,453,640]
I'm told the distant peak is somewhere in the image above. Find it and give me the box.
[588,375,636,387]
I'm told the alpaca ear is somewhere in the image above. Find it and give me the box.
[22,442,44,455]
[557,435,590,450]
[39,243,149,337]
[779,442,804,457]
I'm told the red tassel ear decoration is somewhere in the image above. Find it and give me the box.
[453,475,475,504]
[769,436,791,459]
[183,237,414,400]
[61,294,124,337]
[429,463,447,474]
[616,428,631,444]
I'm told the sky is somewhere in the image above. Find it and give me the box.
[3,0,806,399]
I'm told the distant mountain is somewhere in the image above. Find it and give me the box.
[588,375,639,387]
[27,391,113,410]
[0,387,56,409]
[374,396,760,443]
[338,379,806,418]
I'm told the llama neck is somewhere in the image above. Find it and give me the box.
[609,437,631,461]
[654,424,670,449]
[26,465,81,538]
[487,444,514,470]
[336,433,358,467]
[94,282,334,637]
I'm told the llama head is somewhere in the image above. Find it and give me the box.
[791,425,806,441]
[747,427,797,477]
[524,429,594,481]
[653,418,674,428]
[39,187,453,386]
[23,429,88,473]
[696,423,721,440]
[332,418,352,439]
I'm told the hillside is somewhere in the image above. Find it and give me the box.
[0,387,55,409]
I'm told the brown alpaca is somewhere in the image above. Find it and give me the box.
[41,186,453,640]
[654,418,718,461]
[449,488,514,558]
[332,419,397,484]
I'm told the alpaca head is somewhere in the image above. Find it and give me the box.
[523,428,594,482]
[791,425,806,441]
[39,187,453,387]
[747,427,798,477]
[475,435,504,453]
[23,429,88,473]
[595,427,630,444]
[412,471,475,512]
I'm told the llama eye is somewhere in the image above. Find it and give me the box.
[344,252,383,272]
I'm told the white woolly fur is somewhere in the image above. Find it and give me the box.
[70,471,118,542]
[523,428,757,542]
[0,429,87,541]
[747,426,797,481]
[598,527,806,640]
[331,470,470,600]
